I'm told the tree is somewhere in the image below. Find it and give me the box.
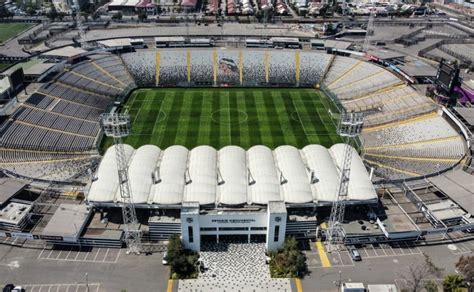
[92,11,100,20]
[26,3,37,16]
[443,274,464,292]
[0,6,14,18]
[455,255,473,287]
[112,12,122,21]
[269,237,308,278]
[166,234,199,279]
[138,11,147,22]
[398,254,443,292]
[424,280,439,292]
[47,5,59,21]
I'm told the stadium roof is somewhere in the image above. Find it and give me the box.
[87,144,378,206]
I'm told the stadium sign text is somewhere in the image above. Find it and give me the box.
[211,219,256,224]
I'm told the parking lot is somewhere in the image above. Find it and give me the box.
[446,241,474,255]
[37,246,121,264]
[305,241,424,269]
[20,283,101,292]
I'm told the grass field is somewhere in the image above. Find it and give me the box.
[0,23,33,44]
[101,88,342,151]
[0,63,11,72]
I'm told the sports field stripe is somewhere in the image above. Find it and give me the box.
[305,91,342,147]
[209,90,221,147]
[219,91,231,148]
[292,91,326,139]
[137,90,162,146]
[127,90,158,147]
[160,91,184,148]
[174,91,195,146]
[279,91,309,148]
[150,91,173,147]
[196,91,213,146]
[263,90,287,147]
[229,91,241,147]
[254,91,274,148]
[236,91,250,149]
[243,90,262,146]
[185,91,204,148]
[271,91,299,147]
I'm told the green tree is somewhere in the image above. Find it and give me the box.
[0,6,14,18]
[269,237,307,278]
[26,3,37,16]
[166,234,199,279]
[443,274,464,292]
[112,12,122,21]
[47,5,59,21]
[138,11,147,22]
[424,280,439,292]
[92,11,100,20]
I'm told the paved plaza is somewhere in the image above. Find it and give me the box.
[178,242,292,292]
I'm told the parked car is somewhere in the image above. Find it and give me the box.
[162,251,169,265]
[349,246,361,261]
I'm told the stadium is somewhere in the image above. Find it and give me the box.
[0,45,472,252]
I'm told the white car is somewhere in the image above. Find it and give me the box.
[162,251,169,265]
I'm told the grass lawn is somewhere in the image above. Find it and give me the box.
[101,88,342,151]
[0,23,33,44]
[0,63,11,72]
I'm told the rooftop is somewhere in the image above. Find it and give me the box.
[23,63,55,76]
[453,107,474,127]
[0,178,28,206]
[88,144,378,206]
[0,202,31,225]
[41,46,87,59]
[42,204,91,239]
[429,169,474,215]
[98,38,132,48]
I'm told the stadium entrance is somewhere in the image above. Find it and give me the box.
[181,201,287,252]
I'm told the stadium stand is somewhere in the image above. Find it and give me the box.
[362,114,466,180]
[121,51,156,86]
[0,53,134,181]
[269,51,296,84]
[0,48,466,183]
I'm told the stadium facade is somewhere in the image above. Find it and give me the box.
[0,46,472,250]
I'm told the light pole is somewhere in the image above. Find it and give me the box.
[85,272,90,292]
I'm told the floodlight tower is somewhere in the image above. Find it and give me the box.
[326,112,363,252]
[363,0,375,52]
[100,113,142,255]
[72,0,89,49]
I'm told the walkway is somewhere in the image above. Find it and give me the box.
[178,242,292,291]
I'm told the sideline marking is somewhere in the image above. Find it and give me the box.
[316,240,331,268]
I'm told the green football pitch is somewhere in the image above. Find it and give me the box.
[101,88,342,151]
[0,23,33,44]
